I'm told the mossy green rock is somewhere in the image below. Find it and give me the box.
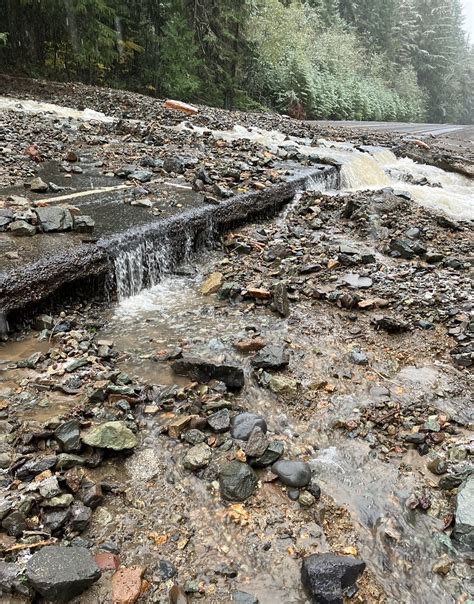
[81,421,137,450]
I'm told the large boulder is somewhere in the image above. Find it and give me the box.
[219,461,258,502]
[35,206,73,232]
[81,421,137,450]
[451,477,474,550]
[171,355,244,389]
[301,553,366,604]
[25,546,101,602]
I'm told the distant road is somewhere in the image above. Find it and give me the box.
[313,121,474,142]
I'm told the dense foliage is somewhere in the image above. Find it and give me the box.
[1,0,472,123]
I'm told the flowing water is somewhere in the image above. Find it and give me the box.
[2,99,473,601]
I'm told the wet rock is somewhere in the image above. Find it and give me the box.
[273,282,290,317]
[201,272,224,295]
[306,480,322,500]
[183,443,212,471]
[25,546,101,602]
[73,215,95,233]
[272,460,312,488]
[169,584,189,604]
[111,566,145,604]
[234,337,267,353]
[81,421,137,450]
[39,476,62,498]
[299,491,316,507]
[389,238,416,259]
[171,355,244,389]
[232,591,259,604]
[41,493,74,508]
[432,555,453,576]
[350,349,368,365]
[207,408,231,433]
[373,316,409,333]
[251,344,290,370]
[80,479,103,509]
[69,502,92,533]
[159,560,177,580]
[128,169,152,183]
[55,420,81,452]
[249,441,284,468]
[30,177,49,192]
[183,429,206,445]
[438,475,463,490]
[0,212,13,230]
[342,273,373,289]
[1,511,27,537]
[0,561,28,595]
[451,477,474,550]
[267,374,298,394]
[9,220,36,236]
[245,426,268,457]
[34,314,53,331]
[231,413,267,441]
[35,207,73,232]
[301,553,366,604]
[17,456,57,478]
[56,453,86,471]
[219,461,258,501]
[42,509,70,533]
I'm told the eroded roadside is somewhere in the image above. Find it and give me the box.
[0,181,472,604]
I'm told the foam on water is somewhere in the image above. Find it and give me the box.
[0,96,114,123]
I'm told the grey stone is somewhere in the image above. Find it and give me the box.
[41,494,74,508]
[81,421,137,450]
[73,215,95,233]
[273,282,290,317]
[183,443,212,471]
[182,429,207,445]
[172,355,244,389]
[42,508,70,533]
[128,169,152,183]
[34,314,53,331]
[232,591,259,604]
[68,502,92,533]
[30,177,49,192]
[35,207,73,232]
[389,239,415,259]
[25,546,101,602]
[342,273,373,289]
[272,460,312,488]
[9,220,36,236]
[251,345,290,370]
[0,561,31,596]
[230,413,267,441]
[55,420,81,452]
[219,461,258,502]
[39,476,62,499]
[350,350,368,365]
[452,477,474,550]
[245,427,268,458]
[301,553,366,604]
[56,453,86,471]
[207,408,231,433]
[16,456,57,478]
[1,511,27,537]
[249,441,284,468]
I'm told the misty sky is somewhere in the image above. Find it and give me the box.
[463,0,474,39]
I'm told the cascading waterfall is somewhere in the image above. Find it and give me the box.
[113,214,217,300]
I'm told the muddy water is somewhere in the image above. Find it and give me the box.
[176,122,474,220]
[96,246,468,603]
